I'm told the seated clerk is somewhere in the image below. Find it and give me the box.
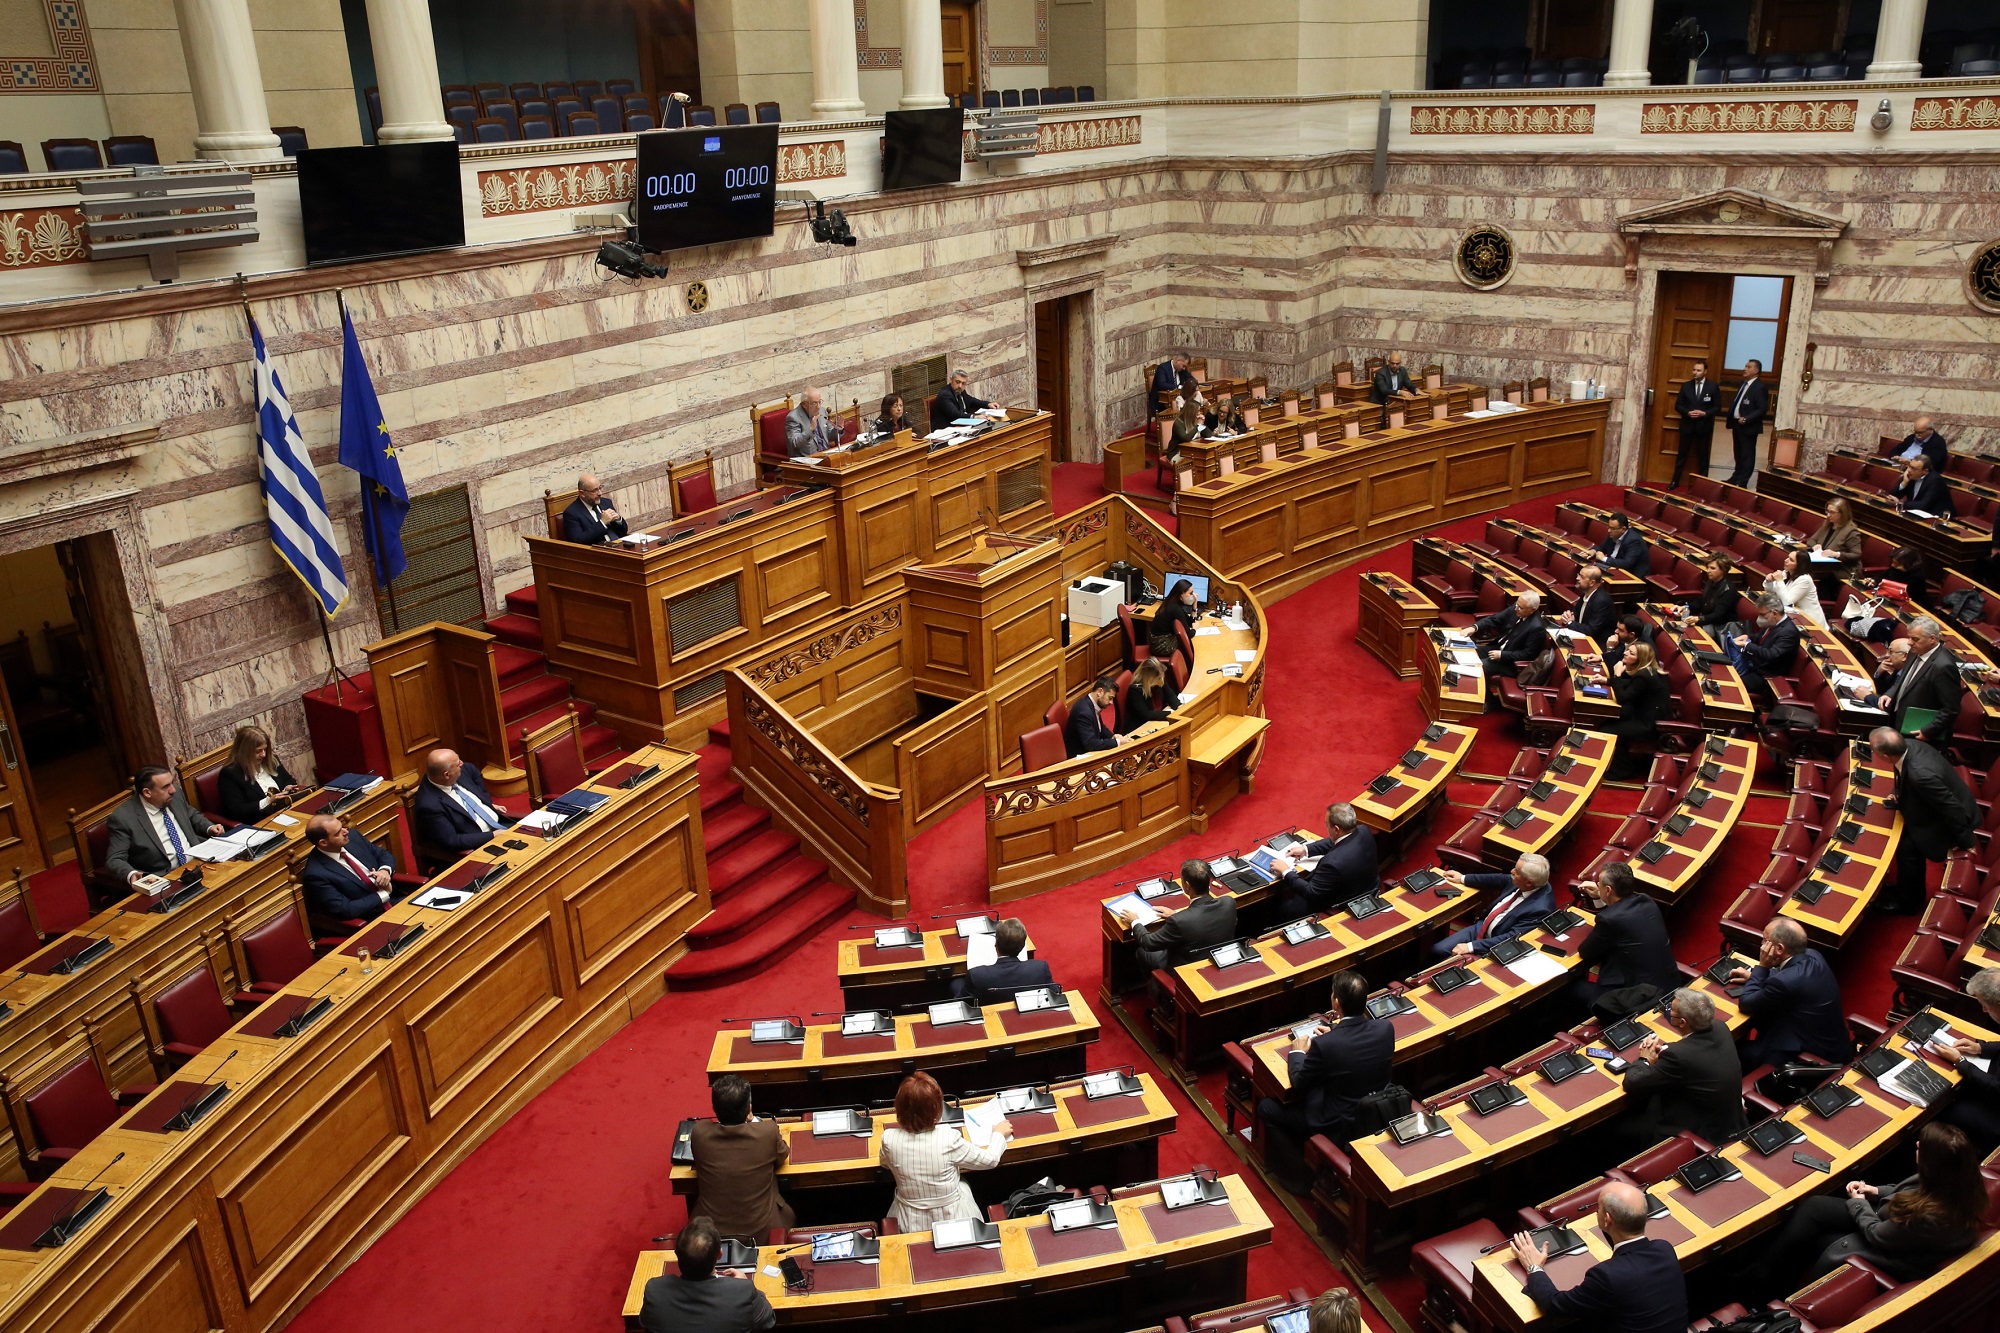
[1268,802,1378,921]
[1202,392,1245,437]
[1166,395,1201,466]
[1729,593,1800,692]
[1430,852,1553,960]
[1679,554,1743,633]
[412,747,515,859]
[1152,352,1196,403]
[1150,577,1201,659]
[1727,918,1853,1069]
[639,1217,775,1333]
[1255,970,1394,1179]
[1474,590,1549,680]
[1558,564,1617,644]
[950,917,1053,1005]
[688,1074,794,1244]
[1567,862,1680,1019]
[1064,677,1125,758]
[1893,453,1955,517]
[784,386,841,457]
[299,813,398,922]
[1594,513,1650,575]
[872,392,917,438]
[1939,968,2000,1149]
[928,369,991,431]
[1123,658,1180,726]
[1509,1183,1688,1333]
[1117,859,1236,973]
[562,472,628,545]
[216,723,309,826]
[1614,988,1748,1151]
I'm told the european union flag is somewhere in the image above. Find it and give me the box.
[336,304,409,585]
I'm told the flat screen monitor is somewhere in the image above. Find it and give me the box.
[297,142,465,266]
[1164,573,1211,606]
[633,125,780,252]
[881,108,964,191]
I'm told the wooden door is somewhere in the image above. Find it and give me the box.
[940,1,978,100]
[1034,296,1070,462]
[0,668,48,876]
[634,0,702,103]
[1644,272,1731,484]
[1753,0,1847,55]
[1536,0,1612,60]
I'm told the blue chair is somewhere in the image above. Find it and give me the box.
[443,86,477,107]
[1693,67,1723,84]
[520,115,555,140]
[1077,85,1094,101]
[590,95,622,131]
[509,82,541,104]
[474,83,506,107]
[724,102,750,125]
[1964,58,2000,75]
[1459,72,1493,87]
[485,101,519,137]
[519,98,552,122]
[606,78,637,96]
[981,90,1001,108]
[1001,87,1020,106]
[688,105,716,126]
[451,123,470,144]
[102,135,158,165]
[575,80,602,100]
[551,98,584,129]
[1725,65,1764,82]
[1492,70,1525,87]
[1561,69,1598,86]
[1039,86,1057,102]
[446,104,480,134]
[623,94,650,118]
[661,96,687,128]
[272,126,308,157]
[544,82,575,101]
[1051,85,1075,102]
[755,101,782,123]
[625,111,656,132]
[1021,87,1039,105]
[563,111,601,136]
[1763,64,1806,82]
[471,116,510,143]
[0,141,27,174]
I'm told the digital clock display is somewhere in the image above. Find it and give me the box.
[633,124,780,253]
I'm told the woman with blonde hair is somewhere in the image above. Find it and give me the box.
[1124,657,1181,726]
[1606,641,1670,780]
[1309,1288,1362,1333]
[216,723,308,825]
[879,1071,1013,1231]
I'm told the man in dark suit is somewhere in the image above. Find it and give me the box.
[1873,726,1977,915]
[784,386,841,456]
[688,1075,794,1243]
[1432,853,1554,959]
[1869,616,1963,745]
[929,369,992,430]
[106,765,227,886]
[1123,859,1236,972]
[299,813,397,922]
[561,472,628,545]
[1064,677,1124,757]
[1671,360,1720,488]
[1369,351,1417,427]
[1511,1182,1688,1333]
[1725,358,1770,487]
[1893,454,1955,517]
[952,917,1054,1003]
[1256,969,1394,1184]
[1594,514,1649,575]
[1616,988,1748,1149]
[1475,591,1549,679]
[413,747,514,862]
[1270,802,1379,921]
[1729,918,1853,1068]
[1893,415,1948,472]
[1560,565,1618,644]
[1152,353,1194,404]
[1940,968,2000,1148]
[639,1217,775,1333]
[1730,594,1800,692]
[1568,862,1681,1019]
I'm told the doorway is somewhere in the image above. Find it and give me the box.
[940,1,979,101]
[634,0,701,103]
[1034,294,1073,462]
[1642,270,1792,486]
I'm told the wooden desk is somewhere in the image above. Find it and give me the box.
[1420,628,1488,723]
[1635,606,1758,731]
[623,1173,1273,1331]
[1836,579,2000,739]
[1481,730,1614,867]
[1352,722,1477,860]
[1470,1010,1990,1330]
[706,992,1101,1113]
[1776,753,1902,947]
[667,1071,1176,1223]
[1759,462,1989,572]
[1358,571,1440,677]
[1480,518,1649,605]
[1624,737,1758,905]
[835,923,1038,1009]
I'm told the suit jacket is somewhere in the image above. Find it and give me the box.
[1838,1176,1983,1281]
[106,792,213,881]
[1369,365,1414,404]
[1571,587,1617,644]
[872,413,915,438]
[1132,893,1238,967]
[1807,521,1864,570]
[929,386,991,430]
[1124,679,1180,726]
[1152,362,1192,397]
[1523,1236,1688,1333]
[638,1273,776,1333]
[1451,878,1556,955]
[1579,892,1680,991]
[562,496,628,545]
[299,829,395,922]
[953,954,1055,1005]
[1611,670,1672,735]
[1621,1023,1748,1145]
[1885,647,1964,745]
[1278,826,1379,914]
[1897,430,1949,473]
[688,1119,794,1240]
[216,760,297,826]
[1738,947,1852,1064]
[414,769,513,857]
[1596,530,1649,575]
[1285,1014,1395,1138]
[1064,694,1118,757]
[1687,578,1743,630]
[1738,616,1800,678]
[1674,377,1720,437]
[1728,376,1769,428]
[1895,471,1955,517]
[784,404,839,456]
[1896,739,1978,860]
[1475,607,1549,664]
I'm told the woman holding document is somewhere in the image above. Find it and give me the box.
[881,1072,1013,1231]
[1805,498,1863,580]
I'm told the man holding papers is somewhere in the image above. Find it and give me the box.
[951,917,1053,1004]
[1864,616,1962,745]
[107,766,228,885]
[1119,858,1235,972]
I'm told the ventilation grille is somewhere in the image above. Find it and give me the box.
[892,354,949,411]
[673,671,727,710]
[667,577,742,656]
[995,461,1044,514]
[374,484,485,634]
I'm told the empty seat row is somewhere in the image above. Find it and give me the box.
[955,85,1094,109]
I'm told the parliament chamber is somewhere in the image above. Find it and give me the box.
[6,1,2000,1330]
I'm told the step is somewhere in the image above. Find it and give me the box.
[484,612,544,651]
[705,825,795,896]
[701,799,771,859]
[583,747,631,775]
[664,880,852,990]
[708,719,731,745]
[499,673,573,724]
[699,775,742,813]
[695,744,733,788]
[577,722,624,761]
[505,698,599,757]
[687,852,828,943]
[493,643,546,691]
[503,583,539,618]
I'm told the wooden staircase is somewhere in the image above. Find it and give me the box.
[483,584,627,772]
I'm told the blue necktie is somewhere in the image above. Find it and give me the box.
[452,785,500,831]
[162,810,189,867]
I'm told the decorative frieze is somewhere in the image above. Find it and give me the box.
[476,141,848,217]
[2,0,97,92]
[1638,100,1857,134]
[0,206,88,269]
[1409,105,1595,136]
[1910,97,2000,132]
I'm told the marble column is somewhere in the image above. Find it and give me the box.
[365,0,454,143]
[1866,0,1929,80]
[899,0,948,109]
[1601,0,1656,88]
[808,0,865,118]
[171,0,282,161]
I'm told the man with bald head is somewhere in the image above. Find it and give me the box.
[413,747,515,861]
[562,472,628,544]
[1894,414,1947,472]
[1369,351,1417,427]
[785,386,841,456]
[1510,1181,1687,1332]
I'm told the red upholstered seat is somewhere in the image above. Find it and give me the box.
[1117,604,1150,665]
[1610,1130,1712,1187]
[1891,930,1962,1014]
[758,406,790,464]
[1019,725,1066,772]
[1720,885,1781,955]
[1044,700,1069,733]
[1516,1175,1611,1231]
[525,713,589,807]
[1175,1289,1315,1332]
[22,1055,123,1177]
[1787,1261,1892,1327]
[1112,669,1134,733]
[0,896,41,971]
[1437,812,1499,873]
[152,962,233,1063]
[675,471,716,515]
[1411,1218,1507,1331]
[239,906,315,995]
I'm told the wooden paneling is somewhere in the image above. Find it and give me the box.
[411,924,561,1107]
[1646,272,1730,485]
[555,588,644,659]
[564,813,696,981]
[893,695,992,835]
[97,1225,226,1333]
[366,623,508,780]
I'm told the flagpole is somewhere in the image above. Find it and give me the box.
[340,290,402,633]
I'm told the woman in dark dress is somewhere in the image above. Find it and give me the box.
[1149,578,1200,660]
[873,393,916,438]
[1123,658,1181,726]
[1680,554,1743,632]
[217,724,308,825]
[1606,642,1671,780]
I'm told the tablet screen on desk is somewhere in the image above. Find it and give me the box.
[1208,940,1255,968]
[1267,1311,1310,1333]
[873,926,921,948]
[927,999,980,1026]
[955,916,995,937]
[750,1019,799,1043]
[811,1231,858,1261]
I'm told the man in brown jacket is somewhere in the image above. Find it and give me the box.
[689,1075,795,1242]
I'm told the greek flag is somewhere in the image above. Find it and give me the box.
[251,314,348,617]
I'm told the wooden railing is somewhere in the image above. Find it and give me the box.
[892,692,993,838]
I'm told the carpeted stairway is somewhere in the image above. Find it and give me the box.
[483,583,628,771]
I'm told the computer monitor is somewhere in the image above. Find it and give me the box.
[1163,572,1211,606]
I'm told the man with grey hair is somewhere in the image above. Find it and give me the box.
[1869,615,1962,745]
[1729,591,1799,692]
[1270,801,1379,921]
[1615,987,1747,1148]
[1728,917,1851,1068]
[1369,350,1418,427]
[784,386,840,456]
[929,368,992,431]
[1433,853,1554,958]
[1871,724,1976,915]
[1511,1180,1688,1331]
[1939,967,2000,1147]
[1474,590,1548,679]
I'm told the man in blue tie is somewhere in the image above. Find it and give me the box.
[107,766,226,886]
[784,386,840,457]
[413,747,515,860]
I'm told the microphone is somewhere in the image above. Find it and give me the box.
[169,1049,238,1127]
[280,967,347,1034]
[47,1151,125,1242]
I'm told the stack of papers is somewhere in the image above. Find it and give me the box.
[1220,616,1249,632]
[1194,626,1223,637]
[963,1097,1009,1148]
[1233,650,1257,663]
[966,933,1000,969]
[186,827,282,862]
[617,533,663,547]
[515,809,567,832]
[1107,892,1160,925]
[1495,949,1567,985]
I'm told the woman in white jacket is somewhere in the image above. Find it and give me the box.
[879,1071,1014,1231]
[1765,547,1828,628]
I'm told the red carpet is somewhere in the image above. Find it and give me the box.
[287,479,1919,1332]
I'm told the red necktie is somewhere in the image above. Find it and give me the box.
[1478,890,1521,939]
[341,851,372,885]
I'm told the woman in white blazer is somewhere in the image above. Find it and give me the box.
[1766,547,1828,628]
[879,1072,1013,1232]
